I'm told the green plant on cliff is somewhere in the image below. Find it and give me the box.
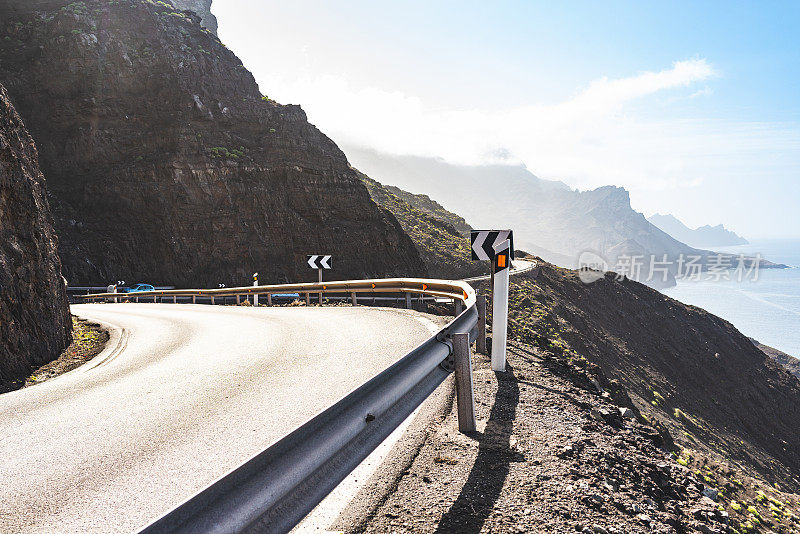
[62,2,88,15]
[207,146,246,160]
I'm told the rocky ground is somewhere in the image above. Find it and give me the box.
[339,339,800,534]
[0,316,108,393]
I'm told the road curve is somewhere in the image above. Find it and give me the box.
[0,303,444,533]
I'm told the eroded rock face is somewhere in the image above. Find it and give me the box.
[0,82,71,383]
[0,0,425,287]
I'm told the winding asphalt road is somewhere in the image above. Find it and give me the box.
[0,303,443,533]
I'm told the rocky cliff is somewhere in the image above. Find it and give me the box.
[0,0,425,287]
[0,82,71,383]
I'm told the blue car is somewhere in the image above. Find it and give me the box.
[124,283,155,293]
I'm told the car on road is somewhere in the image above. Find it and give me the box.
[123,283,155,293]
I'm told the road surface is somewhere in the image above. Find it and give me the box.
[0,303,443,533]
[461,258,537,283]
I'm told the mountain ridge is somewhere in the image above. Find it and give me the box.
[649,213,748,248]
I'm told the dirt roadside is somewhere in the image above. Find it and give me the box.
[333,339,800,533]
[0,316,109,394]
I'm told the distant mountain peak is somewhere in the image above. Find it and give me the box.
[648,213,748,248]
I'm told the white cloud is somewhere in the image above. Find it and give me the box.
[266,58,799,201]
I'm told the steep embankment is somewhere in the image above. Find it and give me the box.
[0,0,425,286]
[357,170,484,279]
[0,82,71,383]
[506,262,800,491]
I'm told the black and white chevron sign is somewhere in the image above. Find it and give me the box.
[307,255,332,269]
[470,230,514,261]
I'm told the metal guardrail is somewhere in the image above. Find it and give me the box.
[77,279,477,533]
[79,278,474,306]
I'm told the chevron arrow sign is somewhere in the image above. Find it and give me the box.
[307,255,332,269]
[470,230,514,261]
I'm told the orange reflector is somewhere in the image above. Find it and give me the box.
[323,285,327,289]
[497,254,506,268]
[422,284,428,290]
[463,291,468,300]
[371,283,376,288]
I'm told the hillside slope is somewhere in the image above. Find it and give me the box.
[0,82,71,383]
[506,262,800,491]
[357,170,484,279]
[0,0,425,286]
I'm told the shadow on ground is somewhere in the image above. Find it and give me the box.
[435,364,522,534]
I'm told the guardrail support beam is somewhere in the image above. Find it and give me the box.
[476,294,487,355]
[236,294,241,305]
[453,332,477,433]
[305,292,310,306]
[172,296,177,304]
[267,293,272,306]
[351,292,357,306]
[211,296,215,305]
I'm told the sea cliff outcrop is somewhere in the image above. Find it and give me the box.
[0,82,71,383]
[0,0,425,286]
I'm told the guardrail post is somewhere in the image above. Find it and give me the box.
[453,332,476,433]
[192,295,196,304]
[476,294,487,355]
[266,293,272,306]
[236,294,241,305]
[405,293,412,309]
[211,296,215,305]
[351,292,357,306]
[305,292,310,306]
[135,296,139,303]
[173,296,177,304]
[454,299,463,316]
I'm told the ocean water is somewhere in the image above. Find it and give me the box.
[661,239,800,358]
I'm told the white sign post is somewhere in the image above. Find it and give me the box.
[307,255,332,305]
[470,230,513,372]
[253,272,259,306]
[491,239,510,371]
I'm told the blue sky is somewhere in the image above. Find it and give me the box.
[214,1,800,238]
